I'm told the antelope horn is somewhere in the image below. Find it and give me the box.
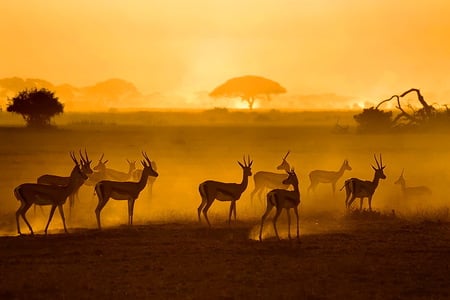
[142,151,152,166]
[374,154,380,169]
[283,150,290,160]
[79,149,86,164]
[99,153,104,161]
[70,151,79,166]
[379,153,383,167]
[401,168,404,176]
[141,159,148,168]
[84,148,91,163]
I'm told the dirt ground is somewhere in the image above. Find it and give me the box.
[1,115,450,299]
[1,215,450,300]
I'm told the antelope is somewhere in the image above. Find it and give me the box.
[198,156,253,227]
[250,151,291,202]
[93,154,135,181]
[308,159,352,196]
[131,160,158,199]
[37,149,93,212]
[83,154,109,187]
[395,169,432,200]
[342,154,386,211]
[15,152,89,235]
[94,152,159,230]
[259,169,300,241]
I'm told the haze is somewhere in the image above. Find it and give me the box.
[1,0,450,109]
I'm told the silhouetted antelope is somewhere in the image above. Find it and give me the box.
[94,152,159,230]
[342,154,386,211]
[259,169,300,241]
[131,159,158,199]
[15,152,88,235]
[198,156,253,227]
[37,149,93,213]
[395,169,432,200]
[308,159,352,196]
[250,151,291,202]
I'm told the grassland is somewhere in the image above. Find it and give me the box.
[0,110,449,299]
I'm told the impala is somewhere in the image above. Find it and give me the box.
[308,159,352,195]
[15,152,88,235]
[342,154,386,210]
[37,149,93,212]
[259,169,300,241]
[94,152,159,230]
[198,156,253,227]
[83,154,110,186]
[250,151,291,202]
[395,169,432,200]
[131,160,158,199]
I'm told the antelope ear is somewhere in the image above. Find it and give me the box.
[371,165,377,171]
[238,161,244,168]
[104,160,109,164]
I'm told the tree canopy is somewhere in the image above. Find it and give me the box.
[6,88,64,128]
[209,75,286,109]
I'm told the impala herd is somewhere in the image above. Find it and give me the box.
[12,150,432,241]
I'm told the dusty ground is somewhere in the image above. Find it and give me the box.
[1,116,450,299]
[1,215,450,299]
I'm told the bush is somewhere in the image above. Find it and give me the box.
[6,88,64,128]
[354,107,393,133]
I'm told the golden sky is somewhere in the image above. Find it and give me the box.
[1,0,450,105]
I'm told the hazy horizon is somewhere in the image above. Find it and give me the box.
[2,1,450,109]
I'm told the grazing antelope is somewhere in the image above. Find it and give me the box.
[308,159,352,196]
[94,152,158,230]
[198,156,253,227]
[342,154,386,211]
[395,169,432,200]
[37,149,93,212]
[15,152,88,235]
[259,169,300,241]
[250,151,291,202]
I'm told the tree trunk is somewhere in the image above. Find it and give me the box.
[247,97,255,110]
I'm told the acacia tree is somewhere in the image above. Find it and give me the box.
[209,75,286,110]
[7,88,64,127]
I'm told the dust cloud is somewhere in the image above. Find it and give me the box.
[1,111,449,236]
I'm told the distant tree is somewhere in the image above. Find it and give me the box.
[7,88,64,127]
[354,107,393,133]
[209,75,286,110]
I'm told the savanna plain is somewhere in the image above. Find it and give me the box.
[1,110,450,299]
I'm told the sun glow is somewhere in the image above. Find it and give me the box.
[232,99,260,110]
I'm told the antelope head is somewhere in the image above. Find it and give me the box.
[94,153,108,171]
[238,155,253,177]
[141,152,159,177]
[127,159,137,172]
[277,150,291,172]
[70,151,89,180]
[372,154,386,180]
[344,159,352,171]
[79,149,93,176]
[282,168,298,186]
[394,169,405,186]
